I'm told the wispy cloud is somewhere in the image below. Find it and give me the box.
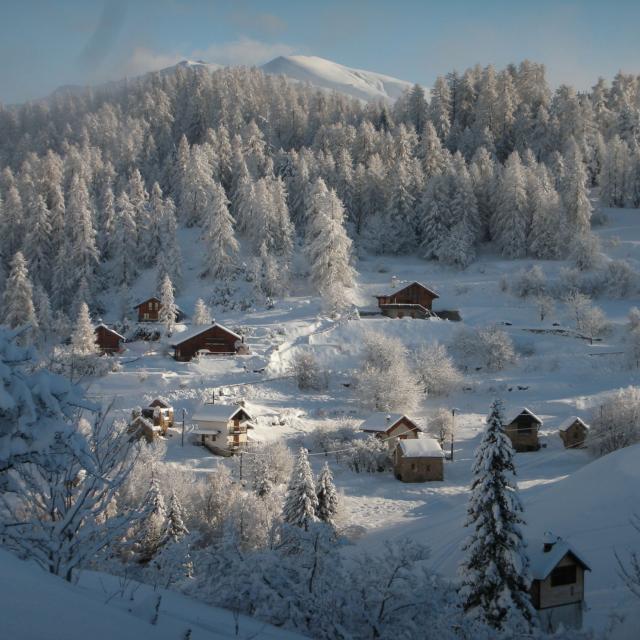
[78,0,127,71]
[228,10,287,37]
[117,37,296,77]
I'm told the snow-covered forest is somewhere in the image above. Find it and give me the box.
[1,61,640,322]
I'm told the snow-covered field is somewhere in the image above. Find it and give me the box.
[83,208,640,636]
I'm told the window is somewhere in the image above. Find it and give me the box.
[550,565,577,587]
[411,463,416,471]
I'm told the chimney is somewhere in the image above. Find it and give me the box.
[543,531,557,553]
[386,414,391,425]
[241,335,245,344]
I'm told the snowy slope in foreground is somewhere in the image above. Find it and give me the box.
[0,549,305,640]
[261,55,414,102]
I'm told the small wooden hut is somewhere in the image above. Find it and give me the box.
[374,281,439,319]
[170,323,245,361]
[94,324,125,354]
[505,408,543,452]
[558,417,589,449]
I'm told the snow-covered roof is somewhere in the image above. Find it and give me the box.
[190,426,222,436]
[360,412,421,433]
[131,416,160,432]
[95,323,125,340]
[170,322,241,346]
[376,281,440,299]
[558,416,589,432]
[398,436,444,458]
[529,535,591,580]
[133,296,182,311]
[191,404,252,423]
[507,407,543,425]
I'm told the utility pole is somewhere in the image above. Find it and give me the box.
[239,452,243,482]
[181,408,186,447]
[450,408,457,461]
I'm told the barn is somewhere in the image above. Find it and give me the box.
[505,407,543,452]
[170,323,244,361]
[529,533,591,632]
[393,436,444,482]
[135,296,184,323]
[359,412,422,450]
[558,417,589,449]
[375,281,439,319]
[94,324,125,354]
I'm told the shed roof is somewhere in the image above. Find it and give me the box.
[397,436,444,458]
[191,404,252,423]
[529,536,591,580]
[558,416,589,432]
[507,407,543,425]
[376,281,440,299]
[170,322,241,346]
[360,412,420,434]
[95,323,125,340]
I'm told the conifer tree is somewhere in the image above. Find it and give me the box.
[70,302,99,356]
[192,298,212,325]
[23,193,52,290]
[561,140,592,236]
[458,398,535,633]
[283,447,319,531]
[112,192,138,287]
[3,252,38,343]
[158,274,178,336]
[203,181,239,279]
[155,196,183,292]
[138,475,168,564]
[166,491,189,542]
[315,462,339,526]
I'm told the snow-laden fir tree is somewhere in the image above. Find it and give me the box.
[112,191,138,286]
[458,398,535,632]
[137,473,168,564]
[23,193,52,291]
[70,302,99,356]
[158,274,178,336]
[560,139,593,236]
[202,180,239,279]
[283,447,319,531]
[2,251,38,344]
[192,298,212,325]
[315,462,339,526]
[154,195,182,291]
[166,490,189,542]
[304,178,356,312]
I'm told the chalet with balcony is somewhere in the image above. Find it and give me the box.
[190,403,254,455]
[141,397,174,435]
[375,281,439,319]
[393,435,444,482]
[359,412,422,451]
[558,417,589,449]
[529,533,591,632]
[505,407,543,452]
[135,296,184,323]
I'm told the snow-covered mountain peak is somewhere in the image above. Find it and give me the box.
[260,54,414,102]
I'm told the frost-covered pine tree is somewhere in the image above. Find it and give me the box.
[304,179,356,312]
[2,252,38,344]
[70,302,99,356]
[154,195,182,291]
[315,462,339,526]
[202,180,239,279]
[283,447,319,531]
[166,490,189,542]
[560,139,593,237]
[192,298,212,325]
[158,274,178,336]
[458,398,535,633]
[137,474,168,564]
[23,193,52,291]
[491,151,529,257]
[112,192,138,286]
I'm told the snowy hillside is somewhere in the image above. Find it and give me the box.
[261,55,414,101]
[0,549,305,640]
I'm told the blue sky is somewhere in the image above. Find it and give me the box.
[2,0,640,103]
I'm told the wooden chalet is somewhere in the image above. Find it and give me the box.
[94,323,125,354]
[170,323,245,361]
[128,415,161,443]
[135,296,184,323]
[190,403,254,455]
[393,435,444,482]
[359,412,422,451]
[375,281,439,319]
[505,407,543,452]
[529,533,591,632]
[558,417,589,449]
[141,397,174,435]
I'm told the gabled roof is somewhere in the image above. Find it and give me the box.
[529,536,591,581]
[558,416,589,432]
[130,415,160,432]
[507,407,543,425]
[148,397,172,409]
[397,436,444,458]
[376,281,440,299]
[170,322,241,346]
[191,404,253,423]
[134,296,182,311]
[95,323,125,340]
[360,412,421,434]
